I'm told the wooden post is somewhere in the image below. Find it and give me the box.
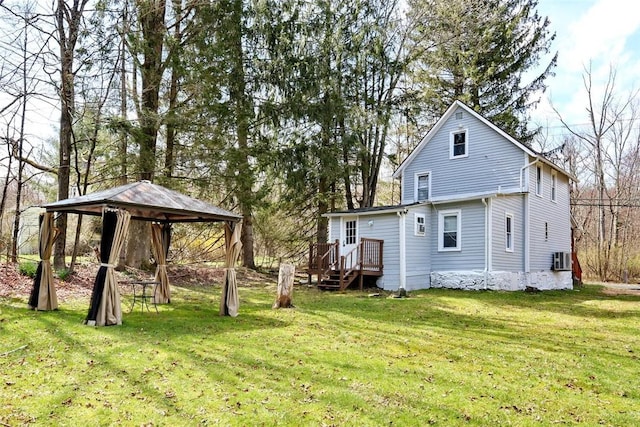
[273,263,295,309]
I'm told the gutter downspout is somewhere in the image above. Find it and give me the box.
[482,198,488,289]
[521,158,538,275]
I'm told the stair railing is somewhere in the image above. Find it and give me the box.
[339,244,361,289]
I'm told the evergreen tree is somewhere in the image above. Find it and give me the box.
[409,0,557,139]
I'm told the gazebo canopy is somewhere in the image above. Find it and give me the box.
[42,180,241,223]
[34,180,243,324]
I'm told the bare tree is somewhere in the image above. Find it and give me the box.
[556,64,640,281]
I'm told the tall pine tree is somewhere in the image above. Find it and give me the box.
[409,0,557,140]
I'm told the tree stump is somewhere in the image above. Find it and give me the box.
[273,263,295,309]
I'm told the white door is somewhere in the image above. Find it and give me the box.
[341,217,358,268]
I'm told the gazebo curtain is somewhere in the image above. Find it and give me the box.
[220,222,242,317]
[151,222,171,304]
[28,212,60,311]
[85,208,131,326]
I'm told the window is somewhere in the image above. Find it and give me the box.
[345,220,357,245]
[415,213,426,236]
[416,173,430,201]
[505,214,514,252]
[450,130,468,158]
[551,171,557,202]
[536,165,543,196]
[544,222,548,241]
[438,210,461,251]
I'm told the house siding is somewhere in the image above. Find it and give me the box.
[491,195,525,272]
[401,106,524,203]
[431,200,486,271]
[528,160,572,271]
[404,205,431,290]
[359,214,401,290]
[329,217,339,243]
[324,102,574,292]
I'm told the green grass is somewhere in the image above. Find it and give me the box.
[1,283,639,426]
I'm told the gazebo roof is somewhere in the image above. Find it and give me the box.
[42,181,242,223]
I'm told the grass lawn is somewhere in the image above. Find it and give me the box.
[1,281,639,426]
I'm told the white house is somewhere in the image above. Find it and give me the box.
[309,101,576,292]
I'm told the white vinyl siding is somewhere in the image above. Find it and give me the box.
[528,165,572,270]
[432,201,485,271]
[492,196,525,271]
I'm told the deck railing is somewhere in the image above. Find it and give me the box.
[308,240,339,279]
[309,238,383,289]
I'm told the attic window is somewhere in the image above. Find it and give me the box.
[450,130,468,159]
[455,112,463,120]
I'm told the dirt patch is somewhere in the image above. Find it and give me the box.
[600,284,640,296]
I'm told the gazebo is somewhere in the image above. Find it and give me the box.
[28,180,243,326]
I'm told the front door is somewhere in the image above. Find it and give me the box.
[341,217,358,268]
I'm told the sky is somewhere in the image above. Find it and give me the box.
[4,0,640,150]
[532,0,640,143]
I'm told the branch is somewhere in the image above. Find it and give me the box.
[0,344,28,357]
[19,155,57,175]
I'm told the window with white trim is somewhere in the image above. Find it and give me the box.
[536,165,543,196]
[551,171,557,202]
[416,173,430,201]
[450,130,468,158]
[415,213,426,236]
[438,209,461,251]
[505,213,514,252]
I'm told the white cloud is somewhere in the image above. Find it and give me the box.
[531,0,640,139]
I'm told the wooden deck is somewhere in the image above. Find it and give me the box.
[307,238,384,291]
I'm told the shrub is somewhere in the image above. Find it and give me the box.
[57,268,72,281]
[18,262,38,278]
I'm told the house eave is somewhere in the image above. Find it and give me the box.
[430,187,522,205]
[323,202,424,218]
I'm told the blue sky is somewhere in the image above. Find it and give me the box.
[532,0,640,142]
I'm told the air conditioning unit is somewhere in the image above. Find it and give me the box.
[552,252,571,271]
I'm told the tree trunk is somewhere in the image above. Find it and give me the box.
[125,220,152,270]
[273,263,295,309]
[53,0,89,269]
[228,0,255,269]
[127,0,166,269]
